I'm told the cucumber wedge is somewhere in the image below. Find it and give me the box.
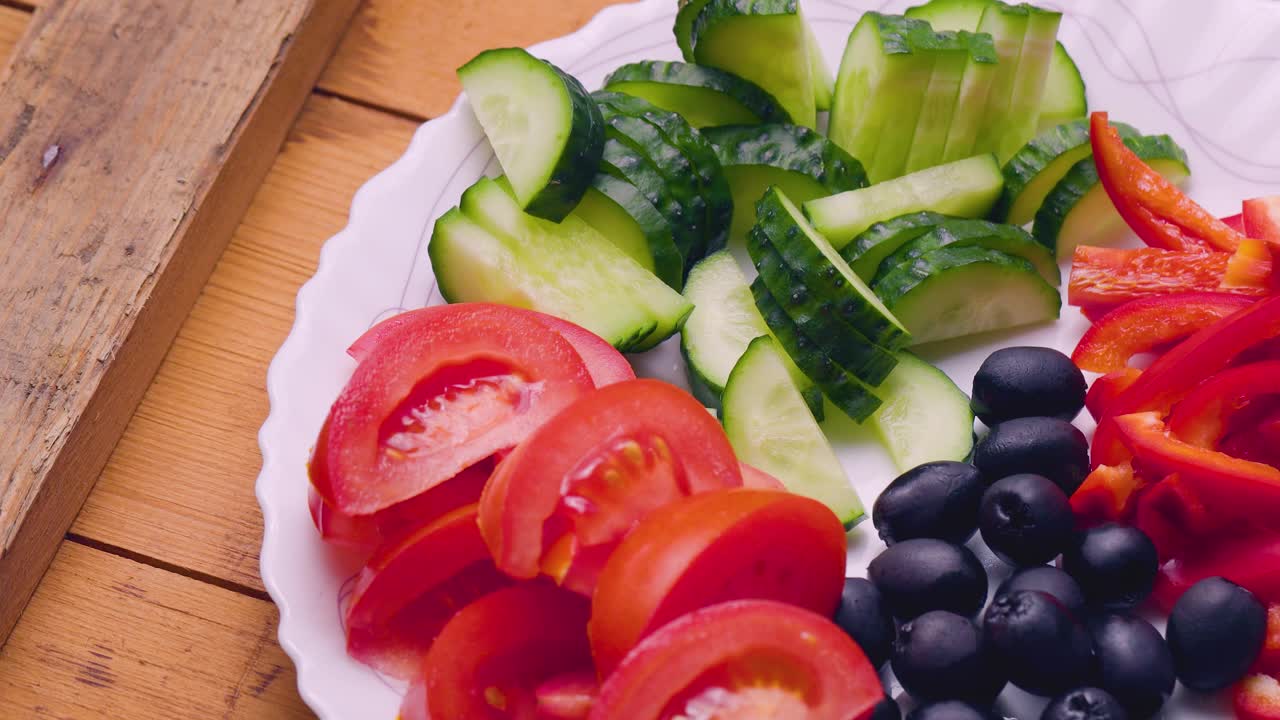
[806,21,834,112]
[723,336,865,526]
[876,218,1060,285]
[805,154,1004,249]
[457,48,603,221]
[602,61,791,127]
[572,174,684,290]
[1039,43,1087,131]
[756,187,911,349]
[601,138,701,271]
[1032,134,1190,258]
[681,251,823,417]
[872,246,1060,345]
[692,0,816,128]
[998,5,1062,160]
[871,351,975,471]
[703,123,867,251]
[753,279,883,421]
[842,211,953,281]
[970,3,1030,158]
[904,30,972,174]
[995,119,1139,226]
[454,177,691,351]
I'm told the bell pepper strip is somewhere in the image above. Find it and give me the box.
[1246,196,1280,243]
[1131,473,1222,561]
[1225,213,1249,235]
[1152,531,1280,611]
[1067,245,1264,313]
[1092,296,1280,466]
[1237,675,1280,720]
[1224,237,1276,291]
[1069,463,1143,528]
[1085,368,1142,422]
[1091,111,1245,252]
[1071,293,1254,373]
[535,671,598,719]
[1253,606,1280,676]
[1167,361,1280,448]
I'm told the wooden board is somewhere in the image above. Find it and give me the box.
[0,6,25,55]
[0,0,360,644]
[319,0,618,118]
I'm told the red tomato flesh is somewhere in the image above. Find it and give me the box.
[344,504,510,678]
[315,304,593,514]
[424,584,593,720]
[478,379,744,596]
[591,599,883,720]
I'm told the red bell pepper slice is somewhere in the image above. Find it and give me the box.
[1167,361,1280,448]
[1254,606,1280,676]
[1225,213,1248,235]
[1071,293,1254,373]
[1091,112,1244,252]
[1112,412,1280,525]
[1152,531,1280,611]
[1246,196,1280,243]
[1085,368,1142,422]
[1131,473,1221,562]
[1236,675,1280,720]
[1067,245,1264,313]
[1070,462,1144,528]
[1224,238,1277,291]
[1092,296,1280,466]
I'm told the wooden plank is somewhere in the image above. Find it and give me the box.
[319,0,618,119]
[0,0,360,644]
[0,541,312,719]
[71,95,419,591]
[0,6,26,60]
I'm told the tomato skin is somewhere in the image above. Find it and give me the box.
[739,462,787,490]
[589,489,847,677]
[478,379,744,595]
[591,599,883,720]
[424,584,593,720]
[344,503,510,679]
[316,304,594,515]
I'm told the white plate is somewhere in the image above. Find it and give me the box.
[258,1,1280,717]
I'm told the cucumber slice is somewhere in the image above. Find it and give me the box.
[904,0,987,28]
[455,177,691,351]
[601,138,701,271]
[457,48,603,222]
[602,61,791,127]
[572,174,684,290]
[998,5,1062,160]
[749,230,900,385]
[872,246,1060,345]
[1032,134,1190,258]
[753,279,883,422]
[693,0,816,128]
[755,187,911,349]
[829,13,936,183]
[703,123,867,250]
[1039,43,1087,131]
[995,119,1139,226]
[806,21,834,112]
[877,218,1060,285]
[805,153,1004,249]
[904,30,971,174]
[842,211,952,281]
[595,92,732,262]
[871,351,975,471]
[970,3,1030,158]
[681,250,824,417]
[723,336,865,526]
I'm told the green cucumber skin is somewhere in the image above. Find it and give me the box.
[702,124,869,193]
[1032,134,1190,254]
[600,137,702,268]
[752,278,883,421]
[842,211,953,281]
[675,0,714,61]
[603,60,792,126]
[749,230,899,385]
[875,218,1060,286]
[596,91,733,261]
[583,173,685,290]
[754,189,911,350]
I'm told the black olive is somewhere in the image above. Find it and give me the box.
[1087,614,1174,718]
[834,578,895,668]
[979,474,1074,566]
[1061,524,1158,610]
[1166,577,1267,691]
[997,566,1086,616]
[972,417,1090,494]
[908,701,992,720]
[1041,687,1128,720]
[874,461,984,545]
[972,346,1087,426]
[983,590,1095,696]
[892,611,1006,705]
[871,694,902,720]
[868,539,988,619]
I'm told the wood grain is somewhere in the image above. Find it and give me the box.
[0,0,359,644]
[70,94,418,591]
[319,0,619,119]
[0,541,312,719]
[0,5,25,58]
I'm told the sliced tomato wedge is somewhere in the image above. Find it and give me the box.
[347,308,633,388]
[343,504,510,678]
[591,599,882,720]
[1072,293,1255,373]
[314,304,594,514]
[739,462,787,490]
[422,584,593,719]
[478,379,744,596]
[589,489,846,676]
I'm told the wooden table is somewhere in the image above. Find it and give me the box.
[0,1,616,715]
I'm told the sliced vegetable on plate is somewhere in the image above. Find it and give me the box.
[870,351,975,471]
[602,60,791,128]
